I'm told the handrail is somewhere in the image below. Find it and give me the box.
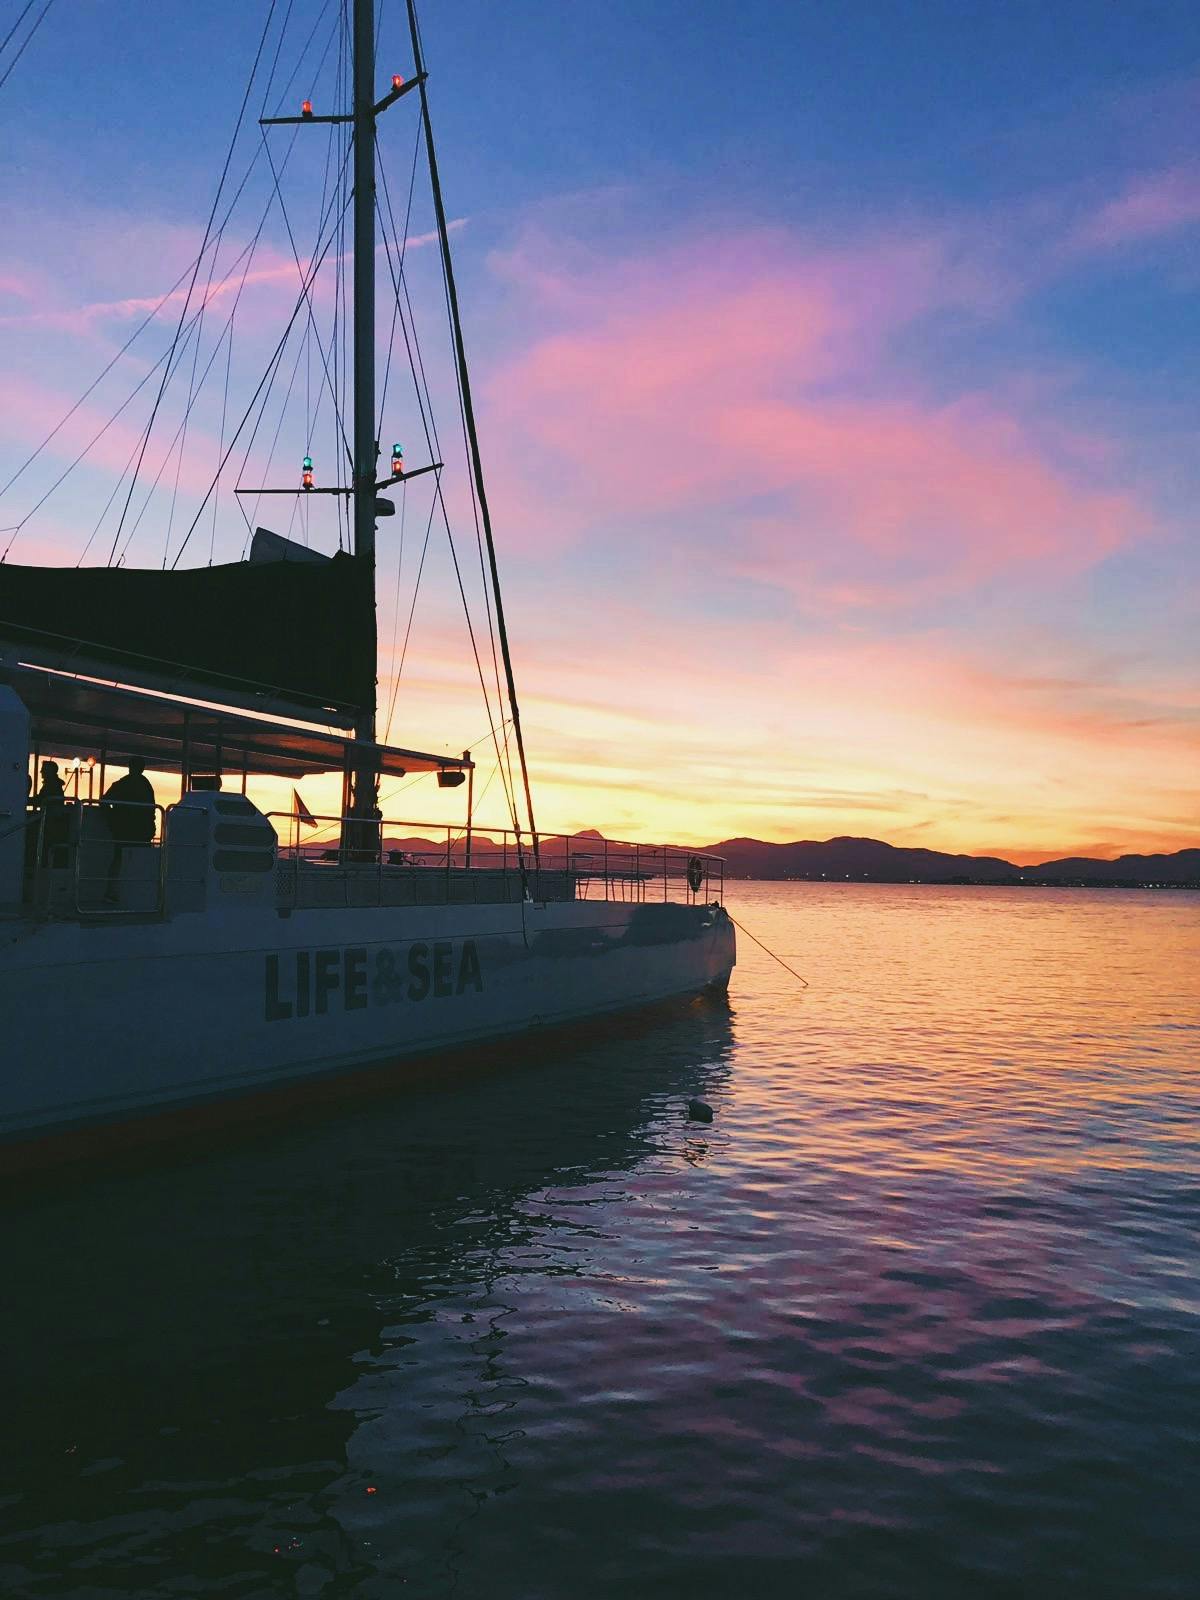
[70,799,168,916]
[14,797,723,918]
[262,810,725,867]
[264,810,725,908]
[15,797,168,918]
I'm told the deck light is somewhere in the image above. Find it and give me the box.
[390,443,404,478]
[301,99,313,118]
[391,74,404,91]
[302,454,314,491]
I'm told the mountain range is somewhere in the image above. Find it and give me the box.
[704,835,1200,887]
[378,828,1199,888]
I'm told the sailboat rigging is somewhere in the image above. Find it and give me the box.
[0,0,735,1167]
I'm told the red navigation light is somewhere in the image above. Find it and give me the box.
[392,74,405,91]
[302,454,314,491]
[301,99,313,118]
[390,443,404,478]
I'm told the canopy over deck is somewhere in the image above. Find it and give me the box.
[0,660,470,781]
[0,542,373,728]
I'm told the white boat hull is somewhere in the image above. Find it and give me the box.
[0,897,734,1150]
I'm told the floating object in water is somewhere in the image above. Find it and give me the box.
[687,1098,713,1122]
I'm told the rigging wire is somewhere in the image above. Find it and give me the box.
[375,140,520,836]
[381,479,409,739]
[389,488,438,731]
[377,117,423,433]
[376,181,521,844]
[378,128,508,790]
[0,0,54,92]
[162,201,227,568]
[209,316,235,566]
[298,714,511,849]
[7,0,537,855]
[103,230,261,570]
[429,204,517,831]
[405,0,539,857]
[0,1,37,60]
[264,0,338,120]
[165,130,356,566]
[107,0,281,565]
[258,0,298,117]
[261,130,353,472]
[375,190,519,833]
[331,0,351,551]
[117,328,226,565]
[170,176,354,568]
[0,142,271,551]
[81,128,312,567]
[20,298,217,564]
[239,300,315,544]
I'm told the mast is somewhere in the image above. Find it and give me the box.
[351,0,378,811]
[405,0,540,858]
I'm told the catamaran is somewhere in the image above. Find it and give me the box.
[0,0,734,1162]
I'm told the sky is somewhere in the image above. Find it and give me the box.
[1,0,1198,861]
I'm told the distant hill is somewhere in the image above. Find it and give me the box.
[369,827,1198,888]
[704,834,1200,888]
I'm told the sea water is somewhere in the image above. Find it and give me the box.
[2,883,1198,1597]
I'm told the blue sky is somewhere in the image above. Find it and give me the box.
[1,0,1198,855]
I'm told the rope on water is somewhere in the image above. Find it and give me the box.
[728,914,810,989]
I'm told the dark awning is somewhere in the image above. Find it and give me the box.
[1,661,470,780]
[0,544,374,725]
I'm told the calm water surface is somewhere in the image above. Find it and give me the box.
[3,883,1199,1597]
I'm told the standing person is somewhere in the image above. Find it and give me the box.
[34,759,68,866]
[103,760,156,903]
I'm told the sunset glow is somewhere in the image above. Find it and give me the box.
[1,3,1196,861]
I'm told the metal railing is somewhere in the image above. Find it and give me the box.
[268,812,725,911]
[12,800,724,919]
[21,798,167,917]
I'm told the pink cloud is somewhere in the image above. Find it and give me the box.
[1075,164,1200,248]
[0,223,461,334]
[0,271,37,302]
[485,231,1145,598]
[724,400,1137,602]
[0,374,221,510]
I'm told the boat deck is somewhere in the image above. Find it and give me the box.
[10,801,723,921]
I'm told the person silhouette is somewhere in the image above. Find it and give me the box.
[34,759,68,866]
[103,760,156,902]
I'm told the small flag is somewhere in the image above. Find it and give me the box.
[292,787,316,827]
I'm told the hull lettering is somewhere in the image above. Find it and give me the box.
[265,939,484,1022]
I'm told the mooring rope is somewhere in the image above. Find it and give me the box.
[728,914,810,989]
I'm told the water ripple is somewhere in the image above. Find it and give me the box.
[2,884,1198,1597]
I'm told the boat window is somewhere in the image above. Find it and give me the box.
[214,797,254,815]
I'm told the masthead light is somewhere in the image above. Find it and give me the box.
[392,74,405,91]
[390,443,404,478]
[302,454,314,491]
[301,99,313,118]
